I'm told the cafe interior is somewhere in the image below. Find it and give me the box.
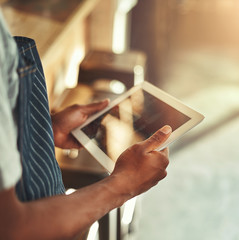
[2,0,239,239]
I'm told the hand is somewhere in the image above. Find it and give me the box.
[51,99,109,149]
[110,125,172,198]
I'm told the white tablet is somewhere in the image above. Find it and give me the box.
[72,81,204,173]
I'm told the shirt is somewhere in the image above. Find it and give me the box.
[0,9,22,191]
[0,10,65,199]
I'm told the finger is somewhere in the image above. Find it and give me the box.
[82,99,110,115]
[69,135,83,149]
[160,147,169,157]
[143,125,172,152]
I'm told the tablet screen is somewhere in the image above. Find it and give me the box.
[81,89,191,162]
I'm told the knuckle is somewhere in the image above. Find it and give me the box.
[120,144,141,161]
[152,151,169,168]
[162,155,169,167]
[70,104,80,110]
[158,170,167,180]
[130,143,142,153]
[150,131,165,143]
[157,151,169,167]
[162,170,167,179]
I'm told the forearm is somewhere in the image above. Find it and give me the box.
[1,126,171,240]
[2,176,129,240]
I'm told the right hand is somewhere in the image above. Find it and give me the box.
[110,125,172,198]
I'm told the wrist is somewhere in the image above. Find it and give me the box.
[105,174,133,207]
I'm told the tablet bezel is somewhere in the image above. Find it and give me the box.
[72,81,204,173]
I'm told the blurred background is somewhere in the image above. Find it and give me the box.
[2,0,239,239]
[130,1,239,240]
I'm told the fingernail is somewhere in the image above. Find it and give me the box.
[161,125,172,135]
[101,98,110,103]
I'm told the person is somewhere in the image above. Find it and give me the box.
[0,6,172,240]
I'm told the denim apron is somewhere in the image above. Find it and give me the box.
[14,37,65,201]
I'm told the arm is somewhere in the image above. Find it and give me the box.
[0,125,171,240]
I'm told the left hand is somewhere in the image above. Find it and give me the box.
[51,99,109,149]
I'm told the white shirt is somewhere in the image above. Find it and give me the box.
[0,9,22,191]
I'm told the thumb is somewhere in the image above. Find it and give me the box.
[81,99,110,115]
[143,125,172,152]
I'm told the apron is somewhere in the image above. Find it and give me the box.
[14,37,65,201]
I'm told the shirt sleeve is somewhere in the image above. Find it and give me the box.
[0,81,22,191]
[0,10,22,191]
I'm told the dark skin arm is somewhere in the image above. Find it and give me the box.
[0,100,172,240]
[0,126,171,240]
